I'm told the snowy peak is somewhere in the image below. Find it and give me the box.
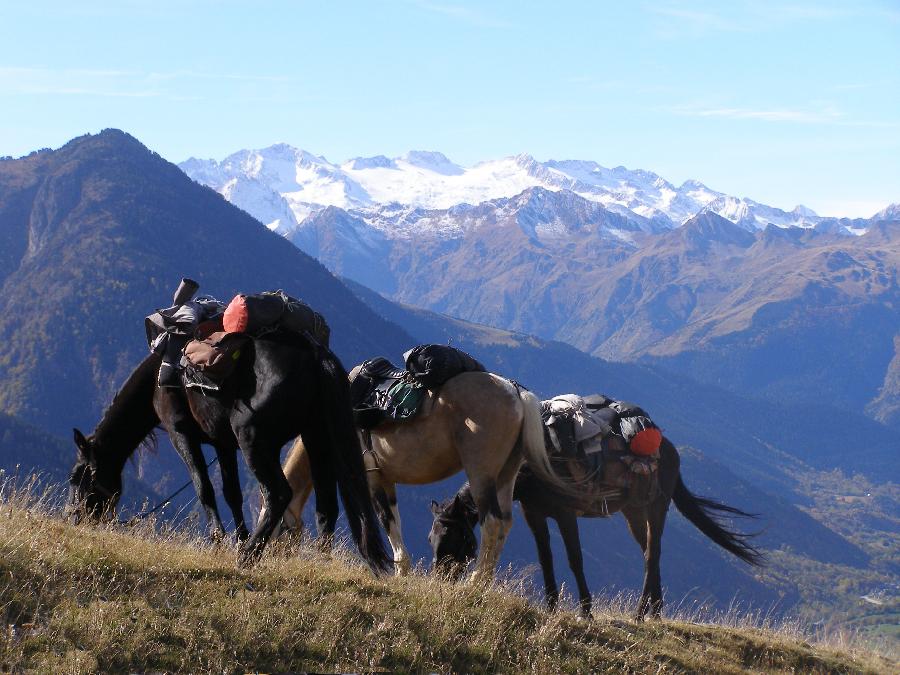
[792,204,818,218]
[179,144,877,237]
[345,155,396,170]
[873,203,900,221]
[399,150,463,175]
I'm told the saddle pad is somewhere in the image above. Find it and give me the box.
[349,357,427,429]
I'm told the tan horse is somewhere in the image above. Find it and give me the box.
[266,370,573,579]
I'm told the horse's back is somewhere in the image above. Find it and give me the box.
[373,371,524,484]
[437,371,522,415]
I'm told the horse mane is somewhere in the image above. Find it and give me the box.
[437,483,478,527]
[92,352,162,463]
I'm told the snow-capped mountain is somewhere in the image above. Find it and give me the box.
[180,144,837,236]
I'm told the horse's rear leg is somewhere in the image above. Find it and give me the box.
[369,474,410,575]
[521,504,559,610]
[556,510,592,617]
[623,502,666,620]
[262,438,314,541]
[238,436,292,566]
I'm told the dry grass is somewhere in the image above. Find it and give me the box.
[0,477,896,674]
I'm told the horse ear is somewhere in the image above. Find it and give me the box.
[430,499,441,515]
[73,428,90,461]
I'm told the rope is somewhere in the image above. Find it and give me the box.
[127,455,219,522]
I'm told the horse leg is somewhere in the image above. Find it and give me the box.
[237,434,292,567]
[644,497,670,619]
[261,438,313,541]
[156,390,225,540]
[622,504,656,620]
[281,466,313,539]
[469,450,519,582]
[556,509,592,618]
[298,425,339,548]
[168,428,226,540]
[521,504,559,611]
[216,443,247,541]
[369,474,410,575]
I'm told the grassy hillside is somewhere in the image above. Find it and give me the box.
[1,482,895,674]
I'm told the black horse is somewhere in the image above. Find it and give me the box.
[68,331,390,571]
[429,437,763,619]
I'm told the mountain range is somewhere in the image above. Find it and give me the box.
[0,130,896,641]
[181,145,900,428]
[181,143,888,235]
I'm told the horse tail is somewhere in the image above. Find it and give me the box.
[314,348,391,573]
[672,475,765,566]
[515,387,583,499]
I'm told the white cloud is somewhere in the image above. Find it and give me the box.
[672,104,843,124]
[0,65,292,101]
[406,0,512,28]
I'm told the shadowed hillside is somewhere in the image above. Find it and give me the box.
[0,130,414,438]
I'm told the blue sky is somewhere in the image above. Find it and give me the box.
[1,0,898,216]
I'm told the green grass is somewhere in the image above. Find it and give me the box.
[0,480,896,674]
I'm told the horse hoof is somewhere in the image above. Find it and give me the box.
[393,558,411,576]
[237,544,262,568]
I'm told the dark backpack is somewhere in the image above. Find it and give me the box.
[223,290,330,346]
[404,344,486,389]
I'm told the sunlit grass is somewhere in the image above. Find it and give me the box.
[0,475,895,673]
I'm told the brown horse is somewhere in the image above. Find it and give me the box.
[429,436,764,619]
[263,370,576,579]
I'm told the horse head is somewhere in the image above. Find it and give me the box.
[428,494,479,580]
[68,428,121,523]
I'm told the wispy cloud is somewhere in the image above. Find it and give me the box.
[0,65,294,101]
[671,102,900,130]
[770,3,900,23]
[19,87,159,98]
[672,104,843,124]
[407,0,512,28]
[650,6,747,33]
[647,1,900,38]
[146,70,293,84]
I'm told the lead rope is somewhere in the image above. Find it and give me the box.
[126,455,219,523]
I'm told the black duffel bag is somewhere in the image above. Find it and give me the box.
[404,344,485,389]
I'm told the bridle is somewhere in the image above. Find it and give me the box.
[71,462,118,505]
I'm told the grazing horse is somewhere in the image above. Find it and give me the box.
[429,437,763,619]
[67,332,390,571]
[265,370,577,579]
